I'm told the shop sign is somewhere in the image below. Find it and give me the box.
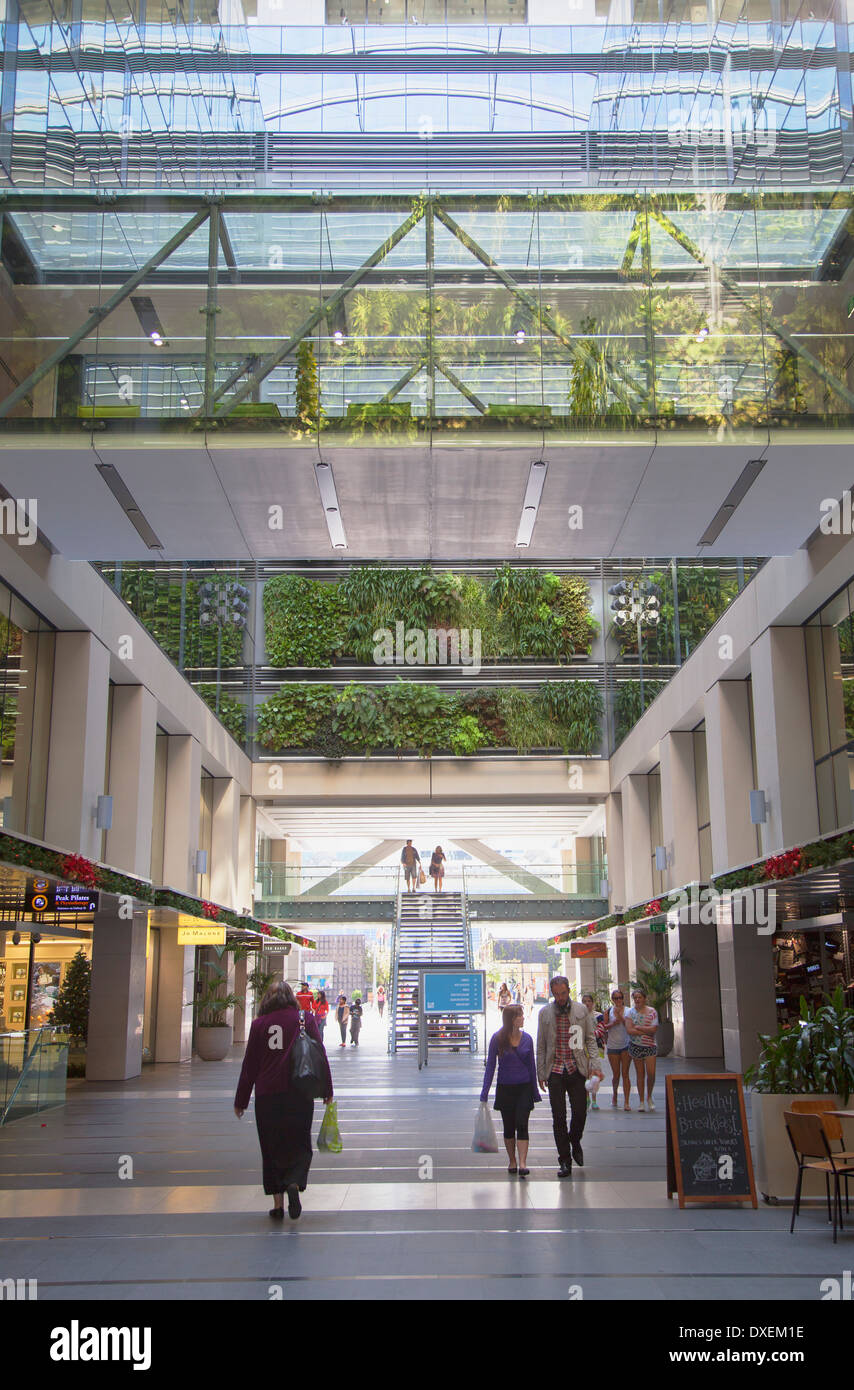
[570,941,608,958]
[24,877,99,915]
[177,923,226,945]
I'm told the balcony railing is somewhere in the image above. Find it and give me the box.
[256,861,604,899]
[0,1027,70,1126]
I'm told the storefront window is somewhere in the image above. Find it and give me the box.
[773,926,852,1028]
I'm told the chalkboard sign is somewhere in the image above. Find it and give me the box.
[666,1074,757,1209]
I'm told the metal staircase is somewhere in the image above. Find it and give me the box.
[389,879,476,1055]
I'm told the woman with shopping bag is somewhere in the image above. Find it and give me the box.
[234,981,333,1222]
[478,1004,540,1176]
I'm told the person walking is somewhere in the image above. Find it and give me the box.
[401,839,421,893]
[336,994,350,1047]
[429,845,446,893]
[295,981,315,1013]
[314,989,329,1043]
[376,984,386,1019]
[234,981,333,1221]
[581,994,605,1109]
[626,988,659,1111]
[480,1004,540,1177]
[536,976,603,1178]
[497,982,512,1010]
[349,994,364,1046]
[603,988,632,1111]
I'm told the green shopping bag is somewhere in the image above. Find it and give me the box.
[317,1100,343,1154]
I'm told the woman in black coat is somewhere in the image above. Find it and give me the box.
[234,981,333,1221]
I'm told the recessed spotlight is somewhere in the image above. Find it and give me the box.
[514,329,526,346]
[333,330,344,346]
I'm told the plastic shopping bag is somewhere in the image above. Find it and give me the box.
[317,1100,343,1154]
[472,1101,499,1154]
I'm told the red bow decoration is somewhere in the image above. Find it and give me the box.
[763,849,802,881]
[200,900,220,920]
[647,899,663,915]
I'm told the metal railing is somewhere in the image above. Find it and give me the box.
[257,861,605,900]
[0,1027,70,1126]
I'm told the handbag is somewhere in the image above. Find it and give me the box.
[418,867,426,885]
[317,1100,343,1153]
[290,1010,329,1099]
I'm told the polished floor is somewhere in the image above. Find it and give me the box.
[0,1008,849,1300]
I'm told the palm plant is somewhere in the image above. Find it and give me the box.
[194,960,242,1029]
[628,953,686,1020]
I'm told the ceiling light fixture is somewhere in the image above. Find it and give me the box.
[514,328,526,346]
[95,463,163,550]
[333,330,345,346]
[515,459,547,548]
[697,457,766,546]
[314,460,348,549]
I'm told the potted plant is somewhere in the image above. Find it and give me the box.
[628,954,686,1058]
[193,958,242,1061]
[744,988,854,1203]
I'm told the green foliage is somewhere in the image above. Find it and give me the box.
[116,567,245,668]
[614,679,667,745]
[263,574,347,667]
[494,687,552,754]
[536,679,604,753]
[458,689,507,745]
[380,680,454,755]
[194,959,242,1029]
[553,575,599,654]
[449,714,489,756]
[194,685,247,743]
[745,988,854,1103]
[255,684,335,750]
[568,315,610,420]
[488,564,588,660]
[49,949,91,1044]
[629,954,685,1019]
[294,340,323,429]
[331,683,391,755]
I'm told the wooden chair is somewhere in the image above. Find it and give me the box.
[791,1099,854,1211]
[784,1111,854,1244]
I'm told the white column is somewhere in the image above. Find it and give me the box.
[669,915,723,1058]
[233,955,250,1045]
[155,929,195,1062]
[161,735,202,893]
[85,905,148,1081]
[621,775,653,905]
[716,898,777,1072]
[704,679,757,874]
[750,628,820,855]
[659,731,701,890]
[627,924,655,982]
[604,793,626,912]
[44,632,110,857]
[609,932,630,994]
[210,777,240,909]
[238,796,257,915]
[10,629,55,837]
[105,684,157,877]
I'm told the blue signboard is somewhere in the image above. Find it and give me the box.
[423,971,484,1014]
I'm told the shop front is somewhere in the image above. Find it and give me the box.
[773,917,852,1026]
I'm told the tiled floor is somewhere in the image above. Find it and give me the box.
[1,1010,850,1300]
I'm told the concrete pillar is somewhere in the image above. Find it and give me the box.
[750,627,820,856]
[572,956,597,999]
[659,731,701,891]
[608,931,630,995]
[161,736,202,893]
[604,792,626,912]
[44,632,110,858]
[105,684,157,877]
[233,955,250,1044]
[669,915,724,1059]
[155,930,195,1062]
[704,680,757,874]
[238,796,257,915]
[622,775,653,906]
[210,777,240,908]
[716,902,777,1073]
[627,925,656,984]
[85,905,148,1081]
[10,629,55,838]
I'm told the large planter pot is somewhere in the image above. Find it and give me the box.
[752,1091,844,1203]
[195,1025,233,1061]
[656,1018,675,1058]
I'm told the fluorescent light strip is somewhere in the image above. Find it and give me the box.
[515,459,548,548]
[697,457,766,546]
[95,464,163,550]
[314,460,348,550]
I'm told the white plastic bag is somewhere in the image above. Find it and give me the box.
[472,1101,499,1153]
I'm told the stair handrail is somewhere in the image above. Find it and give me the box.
[459,883,478,1053]
[388,864,403,1054]
[0,1026,68,1125]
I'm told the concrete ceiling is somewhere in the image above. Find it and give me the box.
[259,802,598,840]
[2,432,852,559]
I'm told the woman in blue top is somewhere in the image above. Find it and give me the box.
[480,1004,540,1177]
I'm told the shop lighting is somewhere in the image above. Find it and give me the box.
[95,795,113,830]
[315,460,348,549]
[515,459,547,548]
[749,790,768,824]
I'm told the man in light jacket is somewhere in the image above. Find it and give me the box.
[536,976,603,1178]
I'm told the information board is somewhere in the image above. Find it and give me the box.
[25,877,99,915]
[422,971,485,1014]
[666,1074,757,1208]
